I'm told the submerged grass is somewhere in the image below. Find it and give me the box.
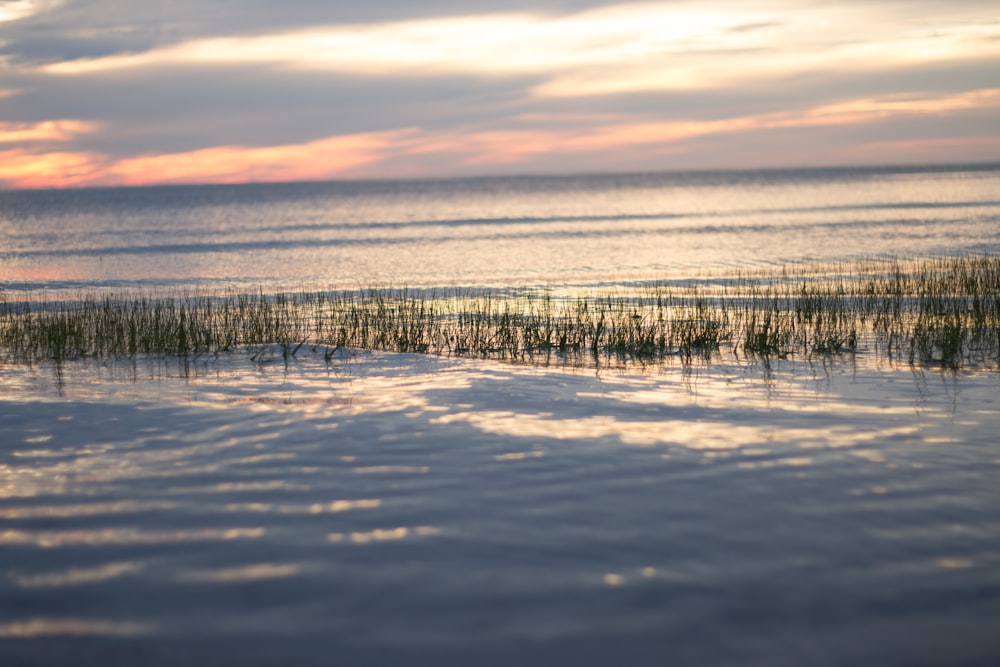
[2,255,999,370]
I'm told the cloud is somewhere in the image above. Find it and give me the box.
[445,89,1000,161]
[4,88,996,189]
[851,136,1000,163]
[1,1,998,186]
[0,148,104,188]
[0,118,98,144]
[0,0,63,24]
[0,0,614,65]
[34,1,1000,99]
[102,128,414,185]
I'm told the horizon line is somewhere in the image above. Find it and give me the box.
[3,159,1000,194]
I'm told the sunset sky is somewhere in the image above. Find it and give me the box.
[1,0,999,188]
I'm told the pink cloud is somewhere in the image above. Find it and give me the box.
[3,89,997,189]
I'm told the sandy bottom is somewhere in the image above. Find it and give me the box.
[2,349,999,666]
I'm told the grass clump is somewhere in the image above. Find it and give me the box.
[2,255,999,370]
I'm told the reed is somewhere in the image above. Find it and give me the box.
[2,255,998,370]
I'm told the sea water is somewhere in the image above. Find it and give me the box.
[3,164,1000,296]
[2,165,1000,666]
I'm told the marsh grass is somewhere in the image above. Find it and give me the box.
[2,255,999,370]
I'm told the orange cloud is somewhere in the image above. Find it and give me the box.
[803,89,1000,122]
[0,149,105,188]
[412,88,1000,168]
[0,120,100,144]
[102,129,416,186]
[2,88,998,189]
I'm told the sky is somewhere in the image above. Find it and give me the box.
[1,0,999,188]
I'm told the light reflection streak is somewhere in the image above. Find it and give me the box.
[0,527,264,547]
[0,500,178,519]
[225,502,274,513]
[853,450,887,463]
[0,618,152,638]
[737,456,813,470]
[12,562,145,588]
[5,436,299,495]
[176,563,301,583]
[223,499,381,514]
[328,525,441,544]
[603,573,624,587]
[429,408,920,449]
[168,481,310,495]
[353,466,430,475]
[589,386,928,417]
[225,452,297,465]
[494,450,546,461]
[602,566,661,587]
[338,369,477,415]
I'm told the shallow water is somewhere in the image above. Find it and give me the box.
[3,166,1000,665]
[2,351,1000,665]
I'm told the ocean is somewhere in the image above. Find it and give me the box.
[2,164,1000,666]
[3,164,1000,297]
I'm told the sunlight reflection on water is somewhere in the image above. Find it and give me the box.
[3,167,999,297]
[0,619,153,638]
[1,347,999,665]
[4,167,1000,664]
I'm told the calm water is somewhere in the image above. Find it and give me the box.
[2,165,1000,666]
[2,164,1000,296]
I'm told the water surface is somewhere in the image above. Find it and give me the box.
[2,352,999,665]
[2,166,1000,665]
[3,165,999,297]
